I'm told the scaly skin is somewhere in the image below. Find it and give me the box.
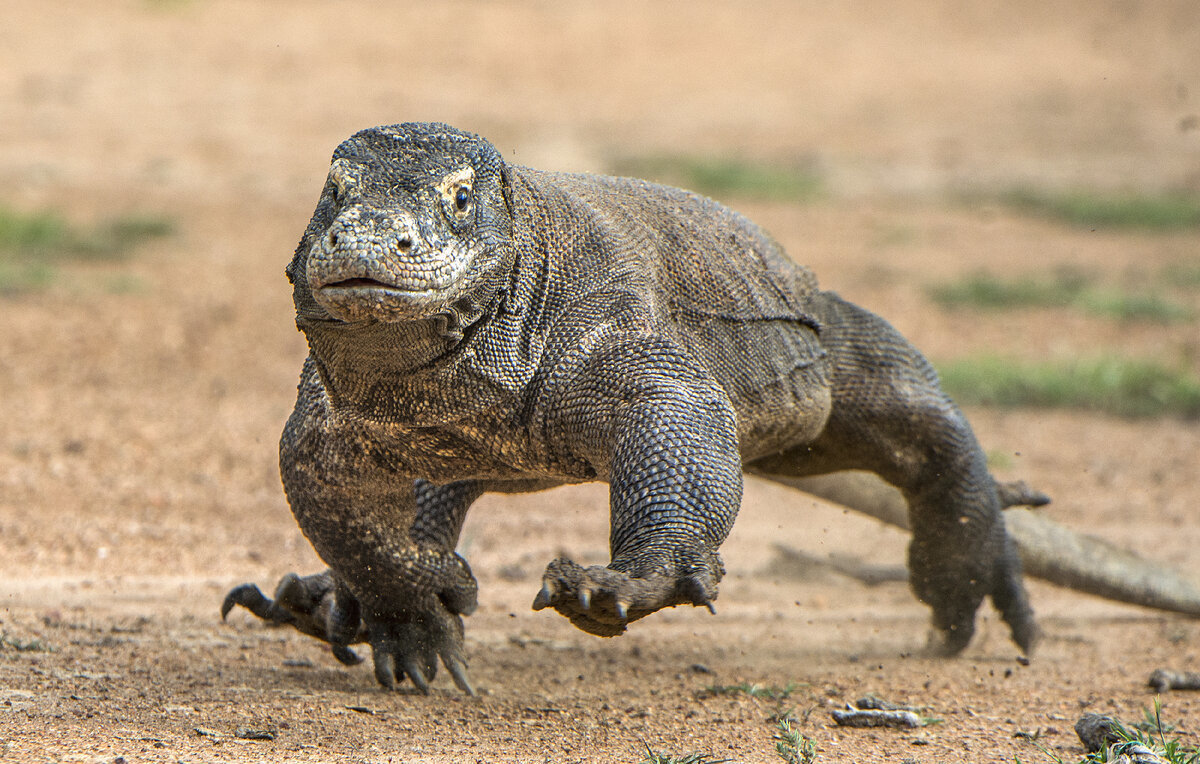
[223,122,1036,693]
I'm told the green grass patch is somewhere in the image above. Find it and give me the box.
[704,681,805,703]
[0,207,72,253]
[1076,290,1192,322]
[929,270,1192,323]
[996,187,1200,230]
[930,270,1088,310]
[611,155,824,202]
[0,206,172,295]
[1162,262,1200,288]
[773,718,817,764]
[636,744,730,764]
[938,356,1200,419]
[0,631,54,654]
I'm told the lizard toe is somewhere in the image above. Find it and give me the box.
[534,557,720,637]
[364,599,473,695]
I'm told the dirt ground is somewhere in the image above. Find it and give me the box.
[2,2,1199,762]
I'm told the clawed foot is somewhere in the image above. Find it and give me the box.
[222,558,479,696]
[222,570,366,666]
[530,557,718,637]
[368,602,474,696]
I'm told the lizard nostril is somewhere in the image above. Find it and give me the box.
[397,236,413,253]
[327,229,341,249]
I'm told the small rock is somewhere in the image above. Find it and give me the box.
[832,707,923,728]
[1075,713,1121,752]
[1148,668,1200,693]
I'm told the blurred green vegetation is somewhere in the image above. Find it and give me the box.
[929,269,1194,323]
[610,154,824,203]
[938,356,1200,419]
[0,206,172,295]
[995,188,1200,230]
[1161,262,1200,287]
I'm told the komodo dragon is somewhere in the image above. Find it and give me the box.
[223,123,1200,695]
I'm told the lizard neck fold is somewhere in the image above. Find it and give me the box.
[298,266,517,426]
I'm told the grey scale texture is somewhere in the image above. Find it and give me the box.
[222,122,1048,695]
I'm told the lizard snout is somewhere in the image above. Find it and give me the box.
[306,209,470,323]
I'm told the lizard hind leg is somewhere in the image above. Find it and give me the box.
[904,466,1038,656]
[748,292,1038,655]
[753,423,1038,656]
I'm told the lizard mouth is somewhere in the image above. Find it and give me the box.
[321,277,399,290]
[313,273,451,323]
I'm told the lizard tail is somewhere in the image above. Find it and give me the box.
[762,471,1200,618]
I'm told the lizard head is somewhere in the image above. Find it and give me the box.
[288,123,514,324]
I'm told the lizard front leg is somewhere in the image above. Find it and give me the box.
[223,362,484,693]
[532,330,743,636]
[223,477,484,692]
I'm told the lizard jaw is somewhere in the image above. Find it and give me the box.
[321,277,396,290]
[314,278,451,323]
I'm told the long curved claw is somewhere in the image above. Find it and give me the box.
[531,583,555,611]
[402,658,431,694]
[331,644,363,666]
[373,649,397,689]
[222,583,292,624]
[532,557,721,637]
[445,654,475,697]
[679,574,717,614]
[996,479,1051,509]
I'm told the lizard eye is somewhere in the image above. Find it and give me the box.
[437,167,475,221]
[454,185,471,213]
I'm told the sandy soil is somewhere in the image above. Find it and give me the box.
[1,2,1198,762]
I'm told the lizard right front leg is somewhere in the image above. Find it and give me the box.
[223,364,483,694]
[532,329,743,636]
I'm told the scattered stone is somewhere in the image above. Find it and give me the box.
[282,658,314,668]
[1148,668,1200,693]
[507,634,578,651]
[1076,713,1121,750]
[1075,714,1168,764]
[854,695,919,713]
[832,703,924,729]
[234,727,276,741]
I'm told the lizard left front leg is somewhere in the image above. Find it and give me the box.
[532,332,743,636]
